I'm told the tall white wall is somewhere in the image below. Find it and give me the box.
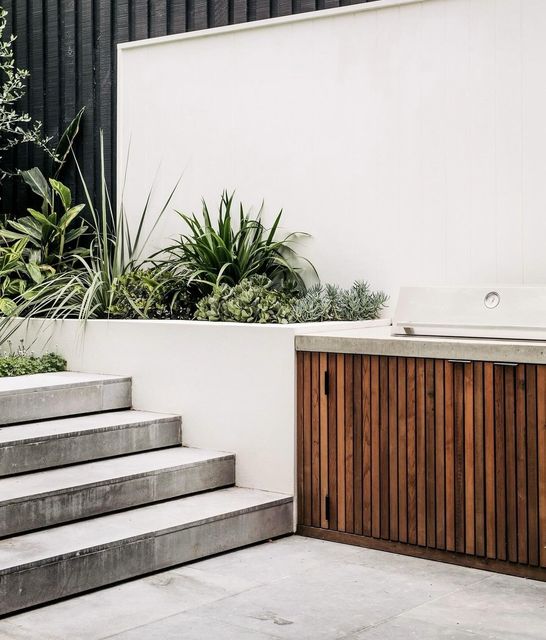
[118,0,546,305]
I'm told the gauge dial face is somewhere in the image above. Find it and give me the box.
[484,291,500,309]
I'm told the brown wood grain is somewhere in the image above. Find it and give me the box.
[538,366,546,569]
[504,366,518,563]
[389,357,399,542]
[320,353,329,529]
[398,358,408,544]
[464,363,475,556]
[445,361,455,552]
[526,365,539,566]
[453,364,465,554]
[474,362,486,558]
[516,364,528,565]
[303,352,312,526]
[435,360,445,550]
[484,362,496,559]
[416,359,427,547]
[380,357,390,540]
[336,354,346,532]
[311,353,321,528]
[362,356,372,537]
[494,366,507,561]
[345,355,355,533]
[354,356,363,536]
[328,354,338,531]
[371,355,381,538]
[425,359,436,548]
[407,358,417,546]
[297,353,305,526]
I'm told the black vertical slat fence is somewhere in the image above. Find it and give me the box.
[1,0,378,215]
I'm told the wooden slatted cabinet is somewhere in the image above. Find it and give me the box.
[297,352,546,581]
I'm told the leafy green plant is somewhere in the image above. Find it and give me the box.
[0,237,46,315]
[0,340,66,377]
[291,281,388,322]
[165,191,314,296]
[195,275,294,324]
[0,172,87,272]
[108,267,198,320]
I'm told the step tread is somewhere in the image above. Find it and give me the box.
[0,487,292,573]
[0,448,233,504]
[0,410,179,445]
[0,372,130,397]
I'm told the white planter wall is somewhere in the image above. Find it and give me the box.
[13,319,388,494]
[118,0,546,307]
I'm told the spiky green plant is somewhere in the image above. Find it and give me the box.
[164,191,314,296]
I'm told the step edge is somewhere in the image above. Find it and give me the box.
[0,495,293,576]
[0,376,132,398]
[0,453,236,505]
[0,415,182,447]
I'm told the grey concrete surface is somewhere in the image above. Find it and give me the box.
[0,488,293,615]
[0,373,132,426]
[0,411,182,476]
[0,536,543,640]
[296,325,546,364]
[0,448,235,536]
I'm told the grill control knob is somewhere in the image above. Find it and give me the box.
[484,291,500,309]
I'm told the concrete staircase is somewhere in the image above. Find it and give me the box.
[0,372,293,616]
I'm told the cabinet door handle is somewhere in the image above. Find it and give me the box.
[447,359,472,364]
[493,362,519,367]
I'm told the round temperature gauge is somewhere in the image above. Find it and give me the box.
[484,291,500,309]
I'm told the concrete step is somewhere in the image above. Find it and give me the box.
[0,448,235,537]
[0,487,293,615]
[0,410,182,476]
[0,372,132,426]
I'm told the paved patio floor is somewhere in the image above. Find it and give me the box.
[1,535,545,640]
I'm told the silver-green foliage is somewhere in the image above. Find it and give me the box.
[195,275,294,324]
[0,6,50,166]
[291,281,388,322]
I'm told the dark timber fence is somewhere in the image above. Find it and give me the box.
[2,0,377,216]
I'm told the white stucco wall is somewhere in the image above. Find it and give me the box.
[117,0,546,309]
[12,319,389,495]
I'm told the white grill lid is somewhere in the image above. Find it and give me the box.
[392,286,546,341]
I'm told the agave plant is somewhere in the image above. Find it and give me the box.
[164,191,315,295]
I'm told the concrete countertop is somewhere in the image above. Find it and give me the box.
[295,325,546,365]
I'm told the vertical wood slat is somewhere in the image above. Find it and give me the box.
[319,353,329,529]
[504,367,518,563]
[494,366,507,561]
[296,353,304,526]
[515,364,528,565]
[474,362,486,558]
[407,358,417,545]
[435,360,445,550]
[416,359,426,547]
[371,355,380,538]
[538,366,546,568]
[398,358,408,544]
[345,356,354,533]
[328,354,338,531]
[464,363,475,556]
[526,365,539,566]
[302,352,312,526]
[353,356,363,536]
[484,363,496,559]
[379,356,390,540]
[444,361,455,552]
[388,357,398,542]
[336,354,346,532]
[362,356,372,537]
[453,364,465,554]
[425,359,436,547]
[311,353,320,528]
